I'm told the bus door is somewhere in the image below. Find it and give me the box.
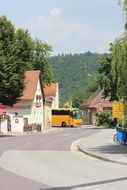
[69,111,74,127]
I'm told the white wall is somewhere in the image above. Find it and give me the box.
[11,116,24,133]
[51,83,59,108]
[0,119,7,133]
[6,79,44,133]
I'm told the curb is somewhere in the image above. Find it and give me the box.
[78,145,127,167]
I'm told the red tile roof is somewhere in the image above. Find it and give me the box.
[3,70,44,109]
[44,83,58,97]
[80,89,112,109]
[21,70,41,100]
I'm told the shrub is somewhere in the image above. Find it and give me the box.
[96,110,112,127]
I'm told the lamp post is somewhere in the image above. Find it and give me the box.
[88,73,92,77]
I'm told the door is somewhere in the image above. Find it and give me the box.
[23,118,28,132]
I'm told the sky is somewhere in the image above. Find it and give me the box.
[0,0,125,55]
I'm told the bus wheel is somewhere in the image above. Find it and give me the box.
[62,122,66,127]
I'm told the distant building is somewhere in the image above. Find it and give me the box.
[80,89,112,125]
[44,96,53,129]
[44,83,59,129]
[44,83,59,108]
[5,70,45,133]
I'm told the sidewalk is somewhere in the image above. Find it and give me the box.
[78,128,127,166]
[0,127,63,137]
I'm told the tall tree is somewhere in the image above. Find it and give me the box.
[0,16,53,106]
[15,29,34,72]
[119,0,127,29]
[112,36,127,98]
[98,35,127,101]
[15,30,54,84]
[97,44,119,101]
[33,39,53,84]
[86,76,98,96]
[0,16,25,105]
[72,91,85,108]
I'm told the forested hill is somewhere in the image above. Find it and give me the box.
[49,52,102,106]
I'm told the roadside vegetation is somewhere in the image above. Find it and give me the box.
[0,16,53,106]
[49,52,100,107]
[96,0,127,127]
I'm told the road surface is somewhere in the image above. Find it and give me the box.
[0,126,127,190]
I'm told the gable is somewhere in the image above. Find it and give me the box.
[44,83,58,97]
[80,89,112,109]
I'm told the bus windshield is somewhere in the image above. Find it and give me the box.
[71,110,82,119]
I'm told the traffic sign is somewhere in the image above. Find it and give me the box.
[112,102,124,119]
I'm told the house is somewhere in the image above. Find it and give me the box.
[43,83,59,129]
[80,89,112,125]
[44,97,53,129]
[5,70,45,133]
[44,83,59,108]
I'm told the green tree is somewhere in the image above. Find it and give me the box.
[49,52,100,105]
[0,16,53,106]
[86,76,98,96]
[72,91,85,108]
[109,36,127,99]
[0,16,25,105]
[97,43,119,101]
[15,28,34,72]
[33,39,53,84]
[119,0,127,29]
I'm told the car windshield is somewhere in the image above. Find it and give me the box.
[72,110,82,119]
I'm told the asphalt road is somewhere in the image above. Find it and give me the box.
[0,126,127,190]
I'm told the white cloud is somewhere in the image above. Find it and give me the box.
[26,9,122,55]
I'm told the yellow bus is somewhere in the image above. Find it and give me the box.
[52,108,83,127]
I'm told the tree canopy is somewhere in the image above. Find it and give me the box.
[0,16,26,105]
[33,39,53,84]
[49,52,101,106]
[0,16,53,106]
[72,91,85,108]
[98,34,127,102]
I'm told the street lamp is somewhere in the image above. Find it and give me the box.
[88,73,92,77]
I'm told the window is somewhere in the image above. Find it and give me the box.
[52,110,69,115]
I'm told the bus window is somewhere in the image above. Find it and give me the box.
[72,110,82,119]
[52,110,69,115]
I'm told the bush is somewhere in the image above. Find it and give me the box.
[96,110,112,127]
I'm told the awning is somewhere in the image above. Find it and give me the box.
[0,105,6,114]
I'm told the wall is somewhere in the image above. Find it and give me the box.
[0,119,7,133]
[11,116,24,133]
[6,79,44,133]
[51,83,59,108]
[45,102,52,129]
[82,108,96,125]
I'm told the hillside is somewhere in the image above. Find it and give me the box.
[49,52,101,106]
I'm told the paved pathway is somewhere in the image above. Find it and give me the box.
[78,127,127,165]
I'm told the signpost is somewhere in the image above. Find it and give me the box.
[112,101,125,129]
[112,102,124,119]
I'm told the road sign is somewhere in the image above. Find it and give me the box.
[112,102,124,119]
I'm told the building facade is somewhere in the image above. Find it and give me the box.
[5,71,45,133]
[80,89,112,125]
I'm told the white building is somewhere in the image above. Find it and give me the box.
[43,83,59,129]
[5,70,45,133]
[44,83,59,108]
